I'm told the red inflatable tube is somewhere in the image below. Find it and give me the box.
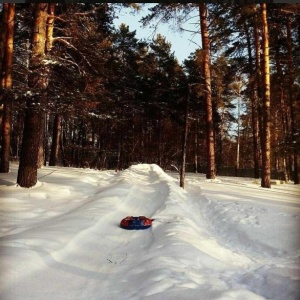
[120,216,153,230]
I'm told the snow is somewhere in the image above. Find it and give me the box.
[0,163,299,300]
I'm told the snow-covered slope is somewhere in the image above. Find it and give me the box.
[0,164,299,300]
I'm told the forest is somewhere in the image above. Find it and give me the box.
[0,3,299,188]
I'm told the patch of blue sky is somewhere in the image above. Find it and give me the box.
[113,5,201,64]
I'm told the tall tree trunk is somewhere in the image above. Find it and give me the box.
[17,3,48,188]
[236,95,241,176]
[158,114,162,167]
[17,101,42,187]
[180,86,189,189]
[286,15,299,184]
[44,112,49,166]
[253,4,263,179]
[0,4,15,173]
[251,88,260,179]
[37,4,56,168]
[194,118,199,173]
[245,15,260,179]
[46,3,55,53]
[37,112,45,168]
[116,135,123,171]
[274,33,289,182]
[0,4,8,67]
[260,3,271,188]
[199,3,216,179]
[47,4,62,167]
[49,114,62,166]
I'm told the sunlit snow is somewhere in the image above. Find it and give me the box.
[0,164,299,300]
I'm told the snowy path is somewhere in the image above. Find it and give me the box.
[185,176,300,300]
[0,164,299,299]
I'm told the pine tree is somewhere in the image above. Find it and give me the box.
[0,4,15,173]
[17,3,49,188]
[199,4,216,179]
[260,3,271,188]
[286,14,299,184]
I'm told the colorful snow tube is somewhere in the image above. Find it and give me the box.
[120,216,152,230]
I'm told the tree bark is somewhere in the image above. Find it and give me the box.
[194,118,199,173]
[37,4,56,168]
[199,3,216,179]
[260,3,271,188]
[274,33,289,183]
[46,3,55,53]
[253,4,263,179]
[37,112,45,168]
[17,102,42,187]
[0,4,8,71]
[254,10,264,174]
[286,15,299,184]
[0,4,15,173]
[180,86,189,189]
[245,14,260,179]
[17,3,48,188]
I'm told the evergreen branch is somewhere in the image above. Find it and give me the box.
[53,37,99,76]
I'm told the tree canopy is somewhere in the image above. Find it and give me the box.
[0,3,299,187]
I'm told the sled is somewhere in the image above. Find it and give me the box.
[120,216,152,230]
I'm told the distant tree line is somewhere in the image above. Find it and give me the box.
[0,3,299,188]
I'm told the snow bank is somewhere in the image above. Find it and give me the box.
[0,164,299,299]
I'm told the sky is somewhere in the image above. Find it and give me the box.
[0,3,199,63]
[113,5,201,64]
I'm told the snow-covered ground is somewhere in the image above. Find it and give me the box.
[0,164,299,300]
